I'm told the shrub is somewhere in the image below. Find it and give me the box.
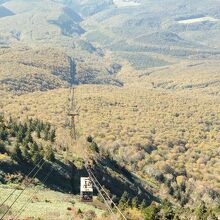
[195,201,209,220]
[89,142,99,153]
[131,197,138,209]
[77,208,83,215]
[0,140,6,153]
[11,143,22,162]
[44,145,55,162]
[87,135,93,143]
[118,191,130,210]
[84,210,97,219]
[143,203,160,220]
[0,205,11,215]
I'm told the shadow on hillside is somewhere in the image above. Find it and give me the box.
[69,155,160,205]
[93,157,160,204]
[0,159,73,193]
[0,156,160,205]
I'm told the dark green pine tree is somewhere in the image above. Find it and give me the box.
[49,129,56,142]
[20,145,31,163]
[131,196,138,209]
[0,140,6,153]
[36,128,41,138]
[44,128,50,141]
[0,128,8,141]
[11,142,22,162]
[24,129,33,143]
[143,203,160,220]
[90,141,99,153]
[16,125,25,143]
[30,142,43,164]
[140,199,147,210]
[44,145,55,162]
[10,122,19,137]
[118,192,130,211]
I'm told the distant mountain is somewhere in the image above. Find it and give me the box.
[48,7,85,36]
[0,0,123,89]
[135,31,194,47]
[0,6,14,17]
[0,0,220,88]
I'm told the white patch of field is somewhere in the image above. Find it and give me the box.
[178,16,219,24]
[113,0,141,7]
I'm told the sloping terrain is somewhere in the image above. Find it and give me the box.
[0,0,220,90]
[82,0,220,69]
[0,186,106,220]
[0,48,70,94]
[0,5,14,18]
[0,115,157,219]
[0,46,123,94]
[1,85,220,204]
[0,0,220,219]
[119,59,220,97]
[0,0,122,88]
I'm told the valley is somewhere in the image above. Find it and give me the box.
[0,0,220,219]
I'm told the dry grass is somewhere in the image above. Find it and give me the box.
[0,153,8,161]
[0,186,105,220]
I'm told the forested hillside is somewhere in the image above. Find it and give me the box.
[0,0,220,219]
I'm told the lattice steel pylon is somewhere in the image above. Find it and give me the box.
[68,86,79,141]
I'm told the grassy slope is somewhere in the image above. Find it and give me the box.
[0,185,105,219]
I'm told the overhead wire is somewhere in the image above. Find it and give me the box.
[82,147,118,219]
[0,157,44,208]
[66,74,116,218]
[3,1,216,219]
[86,167,127,220]
[66,56,125,219]
[14,166,54,220]
[83,153,117,219]
[0,160,46,220]
[85,166,118,220]
[77,91,127,219]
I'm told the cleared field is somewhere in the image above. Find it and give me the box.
[0,185,105,220]
[178,16,219,24]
